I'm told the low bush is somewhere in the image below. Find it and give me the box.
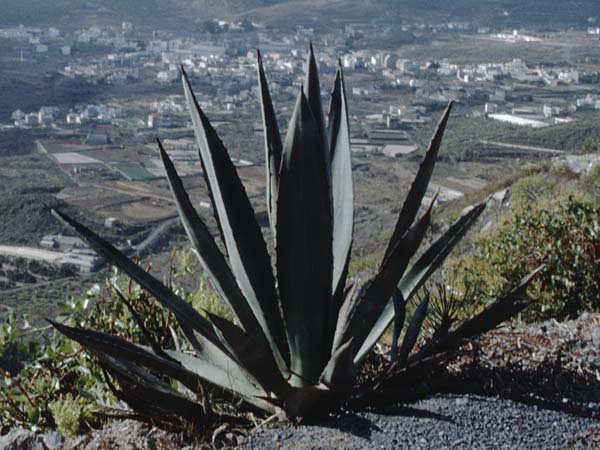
[448,195,600,321]
[0,256,228,435]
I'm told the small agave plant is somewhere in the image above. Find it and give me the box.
[50,46,538,424]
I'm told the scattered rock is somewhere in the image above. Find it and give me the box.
[0,429,48,450]
[41,431,64,450]
[561,154,600,175]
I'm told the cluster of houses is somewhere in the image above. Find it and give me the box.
[4,19,600,150]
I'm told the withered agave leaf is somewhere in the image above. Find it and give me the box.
[277,88,332,387]
[181,68,288,367]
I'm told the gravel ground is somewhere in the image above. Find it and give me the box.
[241,395,599,450]
[3,316,599,449]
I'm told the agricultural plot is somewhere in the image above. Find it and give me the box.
[52,152,103,165]
[112,161,157,181]
[79,150,113,162]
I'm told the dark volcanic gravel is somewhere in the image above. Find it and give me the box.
[240,394,599,450]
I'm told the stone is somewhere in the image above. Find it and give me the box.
[455,397,469,406]
[41,431,64,450]
[0,429,48,450]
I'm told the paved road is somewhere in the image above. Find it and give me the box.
[0,214,180,298]
[133,216,180,254]
[0,245,64,264]
[480,140,564,155]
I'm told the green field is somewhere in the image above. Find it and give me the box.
[112,161,157,180]
[142,159,159,168]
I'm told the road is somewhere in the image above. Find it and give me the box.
[480,140,564,155]
[133,215,180,254]
[0,214,181,298]
[0,245,64,264]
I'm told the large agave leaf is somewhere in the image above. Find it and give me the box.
[175,321,270,398]
[113,286,174,362]
[181,69,288,364]
[357,200,486,362]
[164,348,277,413]
[49,320,203,392]
[102,367,180,424]
[51,319,273,411]
[304,43,329,163]
[277,89,333,387]
[50,209,222,347]
[345,198,435,362]
[282,384,340,418]
[382,103,453,264]
[397,293,429,367]
[157,140,287,371]
[331,281,358,355]
[99,354,206,422]
[206,312,291,399]
[327,63,354,306]
[399,201,487,300]
[256,49,283,234]
[389,290,406,363]
[319,338,356,392]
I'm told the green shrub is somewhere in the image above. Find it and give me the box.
[450,195,600,321]
[49,394,95,436]
[0,257,223,435]
[0,307,106,434]
[509,174,554,212]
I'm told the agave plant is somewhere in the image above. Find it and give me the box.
[50,46,538,425]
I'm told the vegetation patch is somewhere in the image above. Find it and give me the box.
[446,162,600,322]
[112,161,157,181]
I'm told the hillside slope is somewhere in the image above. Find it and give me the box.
[0,0,596,31]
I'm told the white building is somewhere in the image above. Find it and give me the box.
[157,70,178,84]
